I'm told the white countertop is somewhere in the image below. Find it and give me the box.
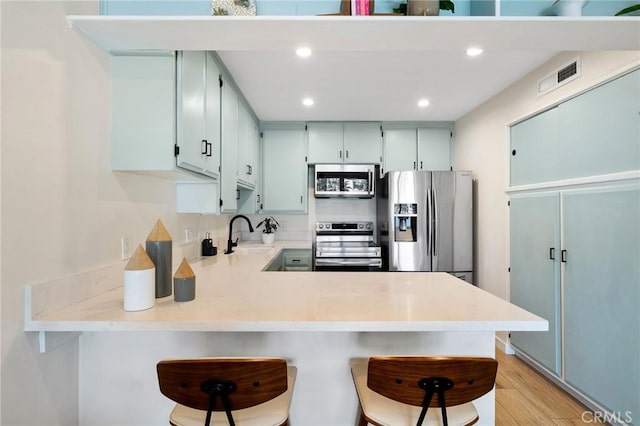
[25,241,547,333]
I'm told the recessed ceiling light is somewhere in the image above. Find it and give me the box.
[417,99,430,108]
[296,47,312,58]
[303,98,314,107]
[466,47,483,57]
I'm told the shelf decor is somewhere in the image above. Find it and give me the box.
[174,258,196,302]
[123,245,156,312]
[211,0,257,16]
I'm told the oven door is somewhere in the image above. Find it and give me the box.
[314,257,383,271]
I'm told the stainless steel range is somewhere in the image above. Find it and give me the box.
[313,221,382,271]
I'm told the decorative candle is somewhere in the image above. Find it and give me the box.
[123,245,156,312]
[146,219,172,298]
[174,257,196,302]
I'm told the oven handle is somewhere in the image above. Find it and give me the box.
[314,258,382,267]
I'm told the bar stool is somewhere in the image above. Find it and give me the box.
[157,357,296,426]
[351,356,498,426]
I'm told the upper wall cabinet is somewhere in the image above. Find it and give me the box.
[220,74,239,213]
[237,101,260,190]
[307,122,382,165]
[111,52,220,181]
[384,125,453,172]
[510,69,640,187]
[177,51,221,178]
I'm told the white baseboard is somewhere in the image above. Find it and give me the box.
[495,335,515,354]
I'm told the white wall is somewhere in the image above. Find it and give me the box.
[0,1,229,424]
[454,50,640,301]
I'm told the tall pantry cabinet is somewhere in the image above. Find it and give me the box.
[509,69,640,420]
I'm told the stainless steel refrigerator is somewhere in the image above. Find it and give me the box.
[376,170,474,284]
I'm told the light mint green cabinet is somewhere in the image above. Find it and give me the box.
[176,51,221,178]
[557,70,640,181]
[509,192,562,376]
[237,101,259,189]
[220,75,239,213]
[307,122,382,164]
[417,128,452,171]
[383,128,417,172]
[383,126,452,172]
[510,69,640,187]
[510,107,559,186]
[262,127,308,212]
[562,185,640,419]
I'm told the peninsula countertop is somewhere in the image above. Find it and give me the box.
[25,241,547,333]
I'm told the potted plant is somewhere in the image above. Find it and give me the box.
[256,216,279,245]
[615,3,640,15]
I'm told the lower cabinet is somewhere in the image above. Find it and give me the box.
[510,182,640,418]
[261,126,308,213]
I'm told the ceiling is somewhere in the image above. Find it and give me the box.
[69,16,640,122]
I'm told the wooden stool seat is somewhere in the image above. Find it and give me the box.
[157,358,296,426]
[351,357,498,426]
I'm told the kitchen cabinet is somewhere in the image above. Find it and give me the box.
[261,126,308,213]
[509,192,562,376]
[307,122,382,165]
[111,52,218,180]
[237,101,260,189]
[383,125,452,172]
[220,74,239,213]
[176,51,221,178]
[510,69,640,187]
[509,182,640,418]
[562,185,639,419]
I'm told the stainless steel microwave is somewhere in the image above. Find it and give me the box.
[314,164,375,198]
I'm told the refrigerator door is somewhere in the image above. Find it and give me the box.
[388,171,431,271]
[432,171,473,273]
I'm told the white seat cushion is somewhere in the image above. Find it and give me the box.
[351,359,479,426]
[169,366,297,426]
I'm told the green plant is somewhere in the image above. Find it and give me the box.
[256,216,279,234]
[615,3,640,15]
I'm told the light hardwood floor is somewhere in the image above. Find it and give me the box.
[495,350,592,425]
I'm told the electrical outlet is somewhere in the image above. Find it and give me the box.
[120,237,130,260]
[184,228,194,243]
[279,221,287,231]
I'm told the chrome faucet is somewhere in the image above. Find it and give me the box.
[224,215,254,254]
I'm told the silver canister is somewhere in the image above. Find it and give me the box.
[146,219,173,298]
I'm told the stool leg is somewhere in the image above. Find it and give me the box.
[357,407,368,426]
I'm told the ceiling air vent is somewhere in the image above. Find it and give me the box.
[537,57,581,96]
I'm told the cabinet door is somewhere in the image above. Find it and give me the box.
[307,122,343,164]
[343,122,382,164]
[262,128,307,212]
[510,107,560,186]
[237,101,254,187]
[203,52,221,178]
[220,78,238,213]
[384,128,417,172]
[417,128,452,171]
[510,192,562,376]
[177,51,207,174]
[557,70,640,180]
[562,184,640,418]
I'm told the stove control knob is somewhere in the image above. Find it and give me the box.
[366,223,372,229]
[318,224,324,229]
[325,223,331,229]
[358,223,364,229]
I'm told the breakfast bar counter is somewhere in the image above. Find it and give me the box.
[25,242,546,425]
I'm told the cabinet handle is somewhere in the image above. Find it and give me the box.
[346,150,349,159]
[247,165,252,175]
[300,195,303,203]
[549,248,555,260]
[413,161,417,170]
[257,194,261,203]
[201,140,208,155]
[561,250,567,263]
[206,142,212,157]
[339,150,342,159]
[420,161,423,169]
[236,189,240,200]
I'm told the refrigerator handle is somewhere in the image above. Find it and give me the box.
[426,187,432,256]
[433,187,439,257]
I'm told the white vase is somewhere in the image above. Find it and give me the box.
[261,233,275,245]
[550,0,586,16]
